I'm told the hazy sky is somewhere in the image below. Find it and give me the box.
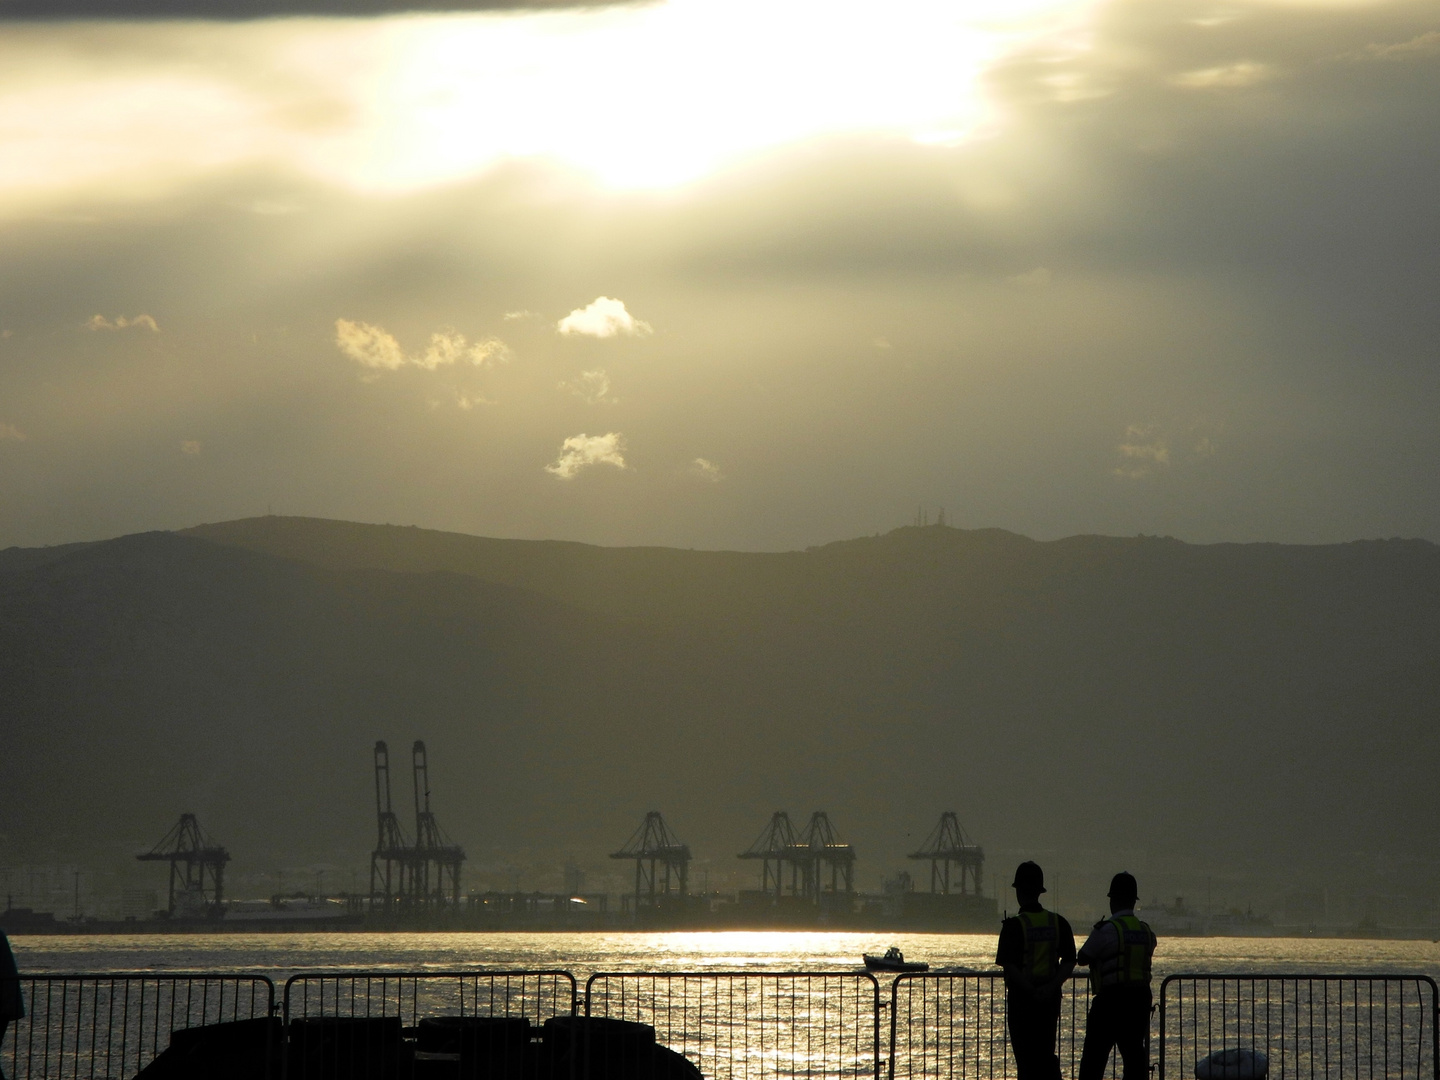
[1,0,1437,550]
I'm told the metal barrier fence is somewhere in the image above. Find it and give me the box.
[283,970,577,1080]
[282,969,577,1027]
[888,972,1117,1080]
[1158,974,1440,1080]
[585,972,882,1080]
[9,969,1438,1080]
[2,972,276,1080]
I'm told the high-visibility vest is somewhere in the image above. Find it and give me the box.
[1089,914,1153,990]
[1018,910,1061,981]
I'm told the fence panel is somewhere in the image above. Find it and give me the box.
[1158,974,1440,1080]
[283,969,577,1026]
[283,970,577,1080]
[888,972,1124,1080]
[585,972,881,1080]
[2,972,276,1080]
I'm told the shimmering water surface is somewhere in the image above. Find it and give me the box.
[7,934,1439,1080]
[12,931,1440,979]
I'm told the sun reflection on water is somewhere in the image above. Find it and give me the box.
[13,930,1440,979]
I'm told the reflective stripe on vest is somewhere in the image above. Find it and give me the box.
[1090,914,1152,989]
[1019,910,1060,981]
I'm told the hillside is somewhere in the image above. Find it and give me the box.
[3,518,1438,907]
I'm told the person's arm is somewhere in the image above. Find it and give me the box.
[996,921,1033,994]
[1075,919,1113,969]
[1002,962,1034,995]
[1033,919,1076,1000]
[1033,957,1075,1001]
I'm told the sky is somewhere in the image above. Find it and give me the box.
[1,0,1437,551]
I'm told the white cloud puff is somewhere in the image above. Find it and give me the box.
[545,432,626,479]
[335,319,508,372]
[1114,423,1170,478]
[180,439,201,456]
[335,318,406,370]
[690,457,723,482]
[561,369,614,403]
[87,313,159,332]
[414,329,509,370]
[0,422,26,441]
[557,297,652,339]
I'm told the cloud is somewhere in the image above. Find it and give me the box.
[1188,418,1223,460]
[241,199,302,216]
[1113,424,1169,479]
[557,297,652,339]
[690,457,722,482]
[335,319,508,372]
[414,329,509,370]
[86,314,159,332]
[1360,31,1440,61]
[545,432,626,479]
[561,369,614,403]
[0,422,26,441]
[1170,62,1272,89]
[503,310,536,321]
[0,0,635,17]
[335,319,406,370]
[180,439,202,455]
[1007,267,1051,287]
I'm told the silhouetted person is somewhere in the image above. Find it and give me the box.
[996,861,1075,1080]
[0,929,23,1080]
[1075,872,1156,1080]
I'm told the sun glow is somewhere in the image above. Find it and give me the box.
[0,0,1098,208]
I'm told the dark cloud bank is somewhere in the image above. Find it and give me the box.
[0,0,631,18]
[2,0,1439,551]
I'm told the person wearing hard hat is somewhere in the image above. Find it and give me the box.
[995,861,1076,1080]
[1075,872,1157,1080]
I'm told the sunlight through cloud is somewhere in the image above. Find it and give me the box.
[0,0,1101,208]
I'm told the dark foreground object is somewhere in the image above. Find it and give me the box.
[133,1014,704,1080]
[1194,1048,1269,1079]
[133,1017,281,1079]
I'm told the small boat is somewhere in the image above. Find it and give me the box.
[863,947,929,973]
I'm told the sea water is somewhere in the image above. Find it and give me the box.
[6,933,1439,1080]
[11,930,1440,978]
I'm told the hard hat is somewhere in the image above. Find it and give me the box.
[1011,861,1046,893]
[1107,871,1139,900]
